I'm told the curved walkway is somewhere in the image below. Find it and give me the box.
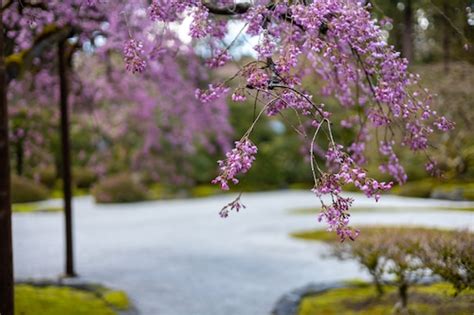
[13,191,474,315]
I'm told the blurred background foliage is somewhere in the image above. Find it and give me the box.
[9,0,474,205]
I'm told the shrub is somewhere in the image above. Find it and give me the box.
[92,173,148,203]
[321,227,471,311]
[419,229,473,294]
[382,229,427,311]
[393,179,435,198]
[331,229,389,297]
[431,182,474,201]
[73,167,97,189]
[36,166,57,188]
[11,175,49,203]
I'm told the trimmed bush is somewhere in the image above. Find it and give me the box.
[36,166,57,188]
[92,173,148,203]
[11,175,49,203]
[419,229,474,294]
[331,229,389,297]
[73,167,97,189]
[431,182,474,201]
[393,179,435,198]
[295,226,473,311]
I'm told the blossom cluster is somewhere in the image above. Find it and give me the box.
[218,194,246,218]
[212,139,257,190]
[123,39,147,74]
[195,84,229,103]
[314,144,392,240]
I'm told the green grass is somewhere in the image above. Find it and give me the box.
[298,282,474,315]
[15,284,130,315]
[290,207,381,216]
[102,290,130,310]
[190,185,223,198]
[12,203,63,213]
[291,229,339,242]
[291,226,457,243]
[290,205,474,216]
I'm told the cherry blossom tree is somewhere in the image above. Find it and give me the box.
[0,1,457,314]
[115,0,453,240]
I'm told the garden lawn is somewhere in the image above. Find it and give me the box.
[15,284,129,315]
[298,282,474,315]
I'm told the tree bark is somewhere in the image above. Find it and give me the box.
[442,0,450,73]
[58,40,76,277]
[399,283,409,309]
[373,277,385,297]
[15,139,23,176]
[402,0,414,62]
[0,1,15,313]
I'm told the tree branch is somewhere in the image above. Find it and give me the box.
[202,2,251,15]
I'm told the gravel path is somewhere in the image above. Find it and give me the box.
[13,191,474,315]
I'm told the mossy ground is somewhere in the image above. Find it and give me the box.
[290,205,474,216]
[298,282,474,315]
[190,184,223,198]
[12,202,62,213]
[15,284,129,315]
[291,226,456,243]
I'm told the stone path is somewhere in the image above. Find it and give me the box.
[13,191,474,315]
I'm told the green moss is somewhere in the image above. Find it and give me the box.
[12,203,62,213]
[15,285,117,315]
[343,279,372,288]
[291,229,339,242]
[298,283,474,315]
[291,226,456,243]
[102,290,130,310]
[290,205,474,216]
[191,185,222,198]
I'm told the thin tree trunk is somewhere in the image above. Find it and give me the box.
[0,1,15,313]
[402,0,414,62]
[16,140,23,176]
[58,40,76,277]
[374,277,385,297]
[442,0,450,72]
[399,283,409,309]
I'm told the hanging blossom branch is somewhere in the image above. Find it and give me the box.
[123,0,454,241]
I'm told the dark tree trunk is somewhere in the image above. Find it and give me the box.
[402,0,414,62]
[374,277,385,298]
[58,40,76,277]
[399,283,409,309]
[15,139,23,176]
[0,2,15,314]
